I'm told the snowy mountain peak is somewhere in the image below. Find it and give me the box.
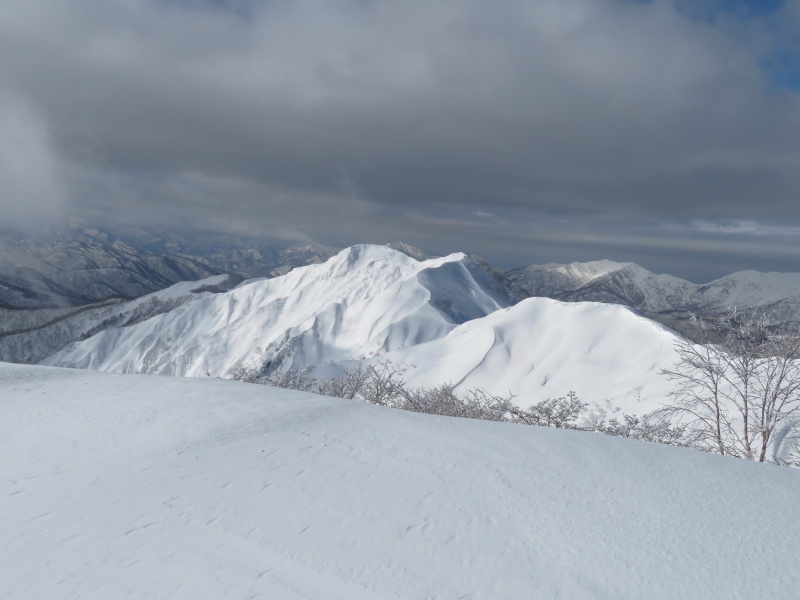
[43,245,514,378]
[553,259,634,283]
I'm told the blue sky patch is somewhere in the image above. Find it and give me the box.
[674,0,785,22]
[762,49,800,91]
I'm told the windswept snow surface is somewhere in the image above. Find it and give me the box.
[43,245,514,378]
[2,363,800,599]
[379,298,679,411]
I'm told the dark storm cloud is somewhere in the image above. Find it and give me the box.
[1,0,799,279]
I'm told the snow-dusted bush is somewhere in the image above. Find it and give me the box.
[314,364,371,400]
[229,365,262,384]
[230,361,515,419]
[590,412,696,447]
[507,391,587,428]
[230,361,700,450]
[396,384,512,421]
[263,368,318,392]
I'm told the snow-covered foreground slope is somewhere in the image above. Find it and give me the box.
[378,298,678,412]
[2,363,800,599]
[43,245,514,377]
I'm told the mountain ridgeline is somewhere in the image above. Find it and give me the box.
[3,230,800,415]
[0,228,337,309]
[506,260,800,338]
[42,245,517,378]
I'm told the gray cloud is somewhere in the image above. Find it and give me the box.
[0,86,65,231]
[1,0,799,279]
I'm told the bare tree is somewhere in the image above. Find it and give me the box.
[660,316,732,455]
[235,348,796,462]
[659,311,800,462]
[230,364,262,384]
[750,327,800,462]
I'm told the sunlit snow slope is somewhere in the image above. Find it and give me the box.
[379,297,679,411]
[2,363,800,599]
[44,245,514,377]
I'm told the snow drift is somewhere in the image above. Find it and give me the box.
[2,362,799,599]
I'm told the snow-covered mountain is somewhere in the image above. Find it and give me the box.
[0,275,242,364]
[507,260,800,332]
[3,362,800,599]
[375,297,678,412]
[33,243,800,414]
[44,245,516,378]
[40,245,683,411]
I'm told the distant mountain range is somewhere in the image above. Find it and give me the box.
[507,260,800,337]
[7,227,798,331]
[0,235,217,308]
[36,245,675,413]
[0,228,337,308]
[3,228,800,411]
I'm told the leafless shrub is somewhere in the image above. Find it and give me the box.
[507,391,586,428]
[263,368,318,392]
[397,384,513,420]
[230,364,261,384]
[594,413,699,447]
[359,362,407,406]
[230,354,755,461]
[314,364,371,400]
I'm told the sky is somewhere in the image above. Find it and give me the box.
[1,0,799,281]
